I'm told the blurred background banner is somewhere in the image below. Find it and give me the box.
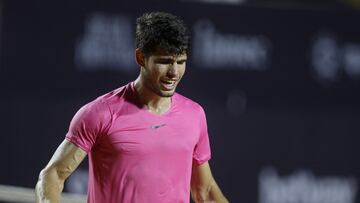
[0,0,359,202]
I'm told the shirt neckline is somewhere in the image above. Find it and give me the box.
[129,81,176,117]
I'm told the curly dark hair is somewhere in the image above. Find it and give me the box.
[136,12,190,57]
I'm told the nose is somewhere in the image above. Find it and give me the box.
[166,63,179,78]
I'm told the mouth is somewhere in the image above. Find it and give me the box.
[160,80,177,90]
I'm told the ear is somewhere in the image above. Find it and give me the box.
[135,48,145,67]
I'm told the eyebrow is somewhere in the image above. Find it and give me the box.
[155,57,187,61]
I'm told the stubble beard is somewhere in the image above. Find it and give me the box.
[145,80,176,98]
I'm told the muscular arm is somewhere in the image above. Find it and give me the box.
[35,139,87,203]
[191,161,229,203]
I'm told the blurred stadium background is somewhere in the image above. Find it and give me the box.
[0,0,359,202]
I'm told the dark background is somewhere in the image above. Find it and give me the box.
[1,0,359,202]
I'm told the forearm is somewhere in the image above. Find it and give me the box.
[207,181,229,203]
[35,168,65,203]
[192,179,229,203]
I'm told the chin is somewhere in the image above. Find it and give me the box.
[160,92,175,97]
[157,89,175,97]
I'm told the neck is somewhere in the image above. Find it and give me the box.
[133,77,172,114]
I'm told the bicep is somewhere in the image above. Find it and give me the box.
[191,162,228,202]
[44,139,87,180]
[191,161,214,189]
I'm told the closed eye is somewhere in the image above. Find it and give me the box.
[177,60,187,65]
[155,59,174,64]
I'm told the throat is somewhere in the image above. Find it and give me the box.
[133,78,173,115]
[146,99,172,115]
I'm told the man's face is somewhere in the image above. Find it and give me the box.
[141,51,187,97]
